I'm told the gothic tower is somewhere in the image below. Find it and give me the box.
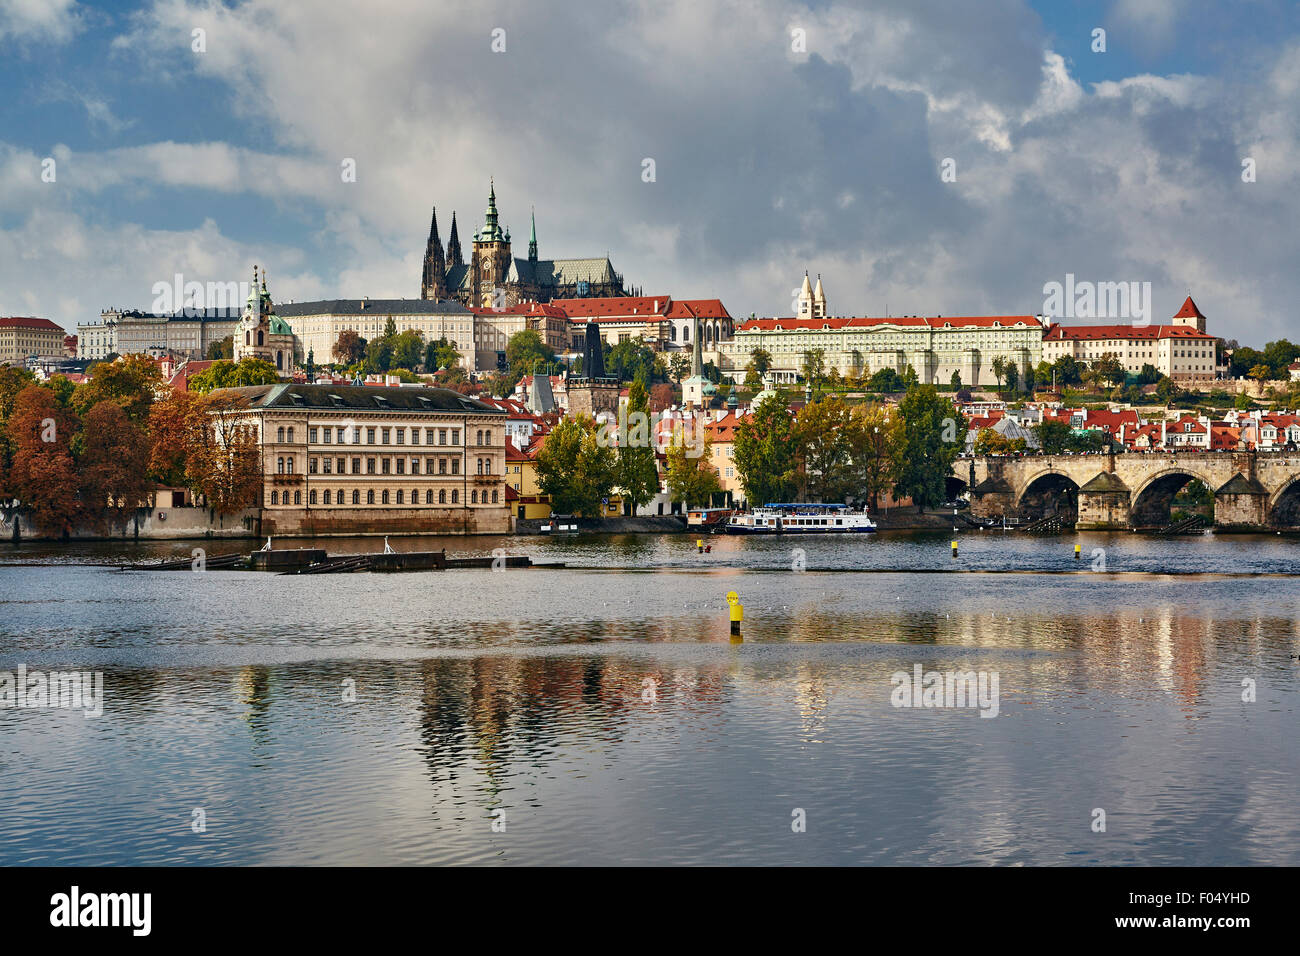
[446,211,463,267]
[420,207,446,300]
[528,207,538,264]
[471,179,513,307]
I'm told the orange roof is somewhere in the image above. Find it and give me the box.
[666,299,731,320]
[703,411,744,441]
[551,296,670,318]
[0,316,64,331]
[1044,324,1213,341]
[505,443,529,462]
[738,315,1042,332]
[471,302,569,318]
[1173,296,1206,320]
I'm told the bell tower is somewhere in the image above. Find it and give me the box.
[420,206,446,300]
[471,179,513,307]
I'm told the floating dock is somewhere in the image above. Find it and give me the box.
[122,548,560,574]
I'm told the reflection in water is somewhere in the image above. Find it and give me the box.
[0,534,1298,865]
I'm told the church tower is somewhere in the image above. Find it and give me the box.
[796,271,814,318]
[420,207,446,300]
[813,274,827,319]
[446,211,463,267]
[471,180,513,307]
[528,207,538,264]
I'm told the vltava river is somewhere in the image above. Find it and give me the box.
[1,531,1297,865]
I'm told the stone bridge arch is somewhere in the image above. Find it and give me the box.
[1128,467,1207,529]
[1268,473,1300,527]
[1014,469,1080,522]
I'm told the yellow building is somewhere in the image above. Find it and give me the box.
[1,316,66,363]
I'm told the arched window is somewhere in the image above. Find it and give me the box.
[286,458,294,474]
[323,490,331,505]
[309,490,317,505]
[352,490,360,505]
[381,490,389,504]
[277,457,284,474]
[471,490,478,504]
[245,331,250,345]
[367,490,375,504]
[430,490,437,504]
[396,490,404,505]
[271,490,279,505]
[477,429,483,446]
[276,351,283,370]
[683,324,690,341]
[294,491,301,505]
[451,490,458,504]
[411,489,418,505]
[438,489,446,504]
[485,430,492,445]
[492,490,498,504]
[277,426,285,442]
[286,427,294,443]
[257,330,264,346]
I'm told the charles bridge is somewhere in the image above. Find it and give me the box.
[951,450,1300,531]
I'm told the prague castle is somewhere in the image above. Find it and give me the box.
[419,181,634,308]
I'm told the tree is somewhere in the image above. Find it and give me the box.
[333,329,366,365]
[506,329,556,381]
[1051,355,1084,387]
[391,330,424,371]
[743,365,762,390]
[1035,419,1073,455]
[1091,353,1125,388]
[792,395,853,502]
[665,430,720,508]
[749,347,772,376]
[534,416,617,517]
[79,401,150,529]
[364,337,393,373]
[479,371,515,399]
[73,355,161,423]
[649,383,675,412]
[148,389,199,487]
[733,391,798,506]
[991,356,1006,393]
[189,358,281,394]
[1247,364,1273,382]
[607,337,657,383]
[670,353,691,384]
[800,349,826,393]
[1003,361,1019,394]
[895,386,964,513]
[867,368,903,393]
[383,317,398,341]
[949,370,962,390]
[425,336,460,371]
[186,394,262,514]
[617,378,660,513]
[8,385,82,536]
[1136,363,1161,385]
[206,336,234,360]
[846,403,902,513]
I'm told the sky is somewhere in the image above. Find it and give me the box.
[1,0,1298,345]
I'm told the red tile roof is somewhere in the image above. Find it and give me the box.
[666,299,731,320]
[551,296,670,318]
[471,302,569,318]
[1173,296,1206,320]
[1043,323,1213,341]
[737,315,1042,332]
[0,316,64,331]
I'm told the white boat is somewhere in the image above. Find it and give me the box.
[724,503,876,534]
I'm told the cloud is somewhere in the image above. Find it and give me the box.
[0,0,80,44]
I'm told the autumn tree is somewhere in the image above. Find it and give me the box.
[792,395,853,502]
[79,401,151,529]
[333,329,366,365]
[186,395,263,514]
[534,416,617,517]
[733,391,798,506]
[189,358,281,394]
[8,385,82,536]
[665,429,720,509]
[73,354,161,423]
[846,403,902,513]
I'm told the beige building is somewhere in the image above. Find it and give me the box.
[1041,296,1224,386]
[1,317,69,363]
[718,274,1042,387]
[213,382,510,535]
[277,297,477,371]
[76,308,239,361]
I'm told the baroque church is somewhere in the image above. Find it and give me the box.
[420,181,635,308]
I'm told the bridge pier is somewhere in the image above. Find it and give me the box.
[1076,473,1130,530]
[1213,474,1269,532]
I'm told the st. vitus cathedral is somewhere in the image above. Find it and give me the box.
[419,181,635,308]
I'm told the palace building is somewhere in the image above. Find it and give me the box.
[212,382,510,535]
[0,316,67,363]
[419,181,633,308]
[718,273,1043,388]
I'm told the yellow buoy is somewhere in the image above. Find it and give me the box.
[1074,544,1081,560]
[951,540,958,557]
[727,590,743,641]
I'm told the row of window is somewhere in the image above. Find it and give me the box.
[275,425,497,446]
[267,488,501,506]
[290,456,499,475]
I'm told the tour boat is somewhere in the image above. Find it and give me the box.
[724,503,876,534]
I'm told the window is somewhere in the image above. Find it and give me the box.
[381,459,390,474]
[277,426,286,443]
[309,457,318,474]
[492,490,498,504]
[287,427,295,443]
[286,458,294,474]
[381,428,390,444]
[352,458,360,474]
[353,490,360,505]
[396,428,405,445]
[271,490,279,505]
[411,429,419,445]
[367,458,376,474]
[439,458,447,475]
[277,457,285,474]
[322,428,331,444]
[323,489,331,505]
[367,428,376,444]
[472,490,479,503]
[396,459,405,475]
[438,429,446,445]
[411,488,418,505]
[451,459,459,475]
[485,430,492,445]
[396,490,404,504]
[309,427,318,443]
[367,490,375,504]
[452,429,460,445]
[438,489,446,504]
[309,490,317,505]
[322,458,332,474]
[411,458,420,474]
[477,429,483,446]
[451,490,458,504]
[382,490,390,504]
[294,491,301,505]
[428,490,436,504]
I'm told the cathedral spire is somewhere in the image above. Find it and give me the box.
[446,212,462,266]
[421,205,446,300]
[528,206,538,263]
[481,178,503,241]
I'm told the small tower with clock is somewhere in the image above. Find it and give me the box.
[470,179,514,308]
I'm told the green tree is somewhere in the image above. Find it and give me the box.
[1004,361,1019,393]
[607,337,657,383]
[534,416,617,517]
[846,403,902,513]
[991,356,1006,392]
[800,349,826,394]
[792,395,853,501]
[1035,419,1073,455]
[733,391,798,506]
[73,355,162,423]
[617,377,660,514]
[206,336,234,360]
[895,386,964,513]
[425,336,461,371]
[868,368,903,393]
[949,370,962,390]
[189,357,281,394]
[364,337,393,373]
[390,330,424,371]
[505,329,556,381]
[670,352,691,384]
[749,347,772,376]
[665,431,720,508]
